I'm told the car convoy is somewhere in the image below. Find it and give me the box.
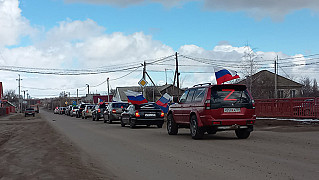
[53,83,256,140]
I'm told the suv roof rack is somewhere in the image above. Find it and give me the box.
[193,83,211,87]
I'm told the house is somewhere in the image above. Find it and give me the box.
[238,70,303,99]
[114,84,184,102]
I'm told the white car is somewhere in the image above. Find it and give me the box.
[70,106,79,117]
[54,107,59,114]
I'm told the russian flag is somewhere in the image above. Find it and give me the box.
[214,67,240,85]
[156,93,172,113]
[124,90,148,105]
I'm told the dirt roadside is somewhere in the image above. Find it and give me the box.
[0,113,115,180]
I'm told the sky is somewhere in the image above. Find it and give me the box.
[1,0,319,98]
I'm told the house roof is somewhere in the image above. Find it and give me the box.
[238,70,303,88]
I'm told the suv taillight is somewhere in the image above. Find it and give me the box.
[112,109,116,113]
[86,110,88,113]
[98,109,101,113]
[205,100,211,110]
[135,110,140,117]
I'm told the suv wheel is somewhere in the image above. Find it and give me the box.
[190,115,204,140]
[92,115,95,121]
[235,129,250,139]
[129,118,135,129]
[167,114,178,135]
[96,116,99,121]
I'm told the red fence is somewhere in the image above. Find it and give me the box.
[255,97,319,119]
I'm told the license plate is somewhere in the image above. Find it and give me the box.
[145,114,156,117]
[224,108,241,113]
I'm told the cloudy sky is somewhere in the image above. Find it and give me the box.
[1,0,319,98]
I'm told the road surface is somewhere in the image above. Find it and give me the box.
[43,110,319,180]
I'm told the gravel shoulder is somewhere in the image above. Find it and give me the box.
[0,112,114,180]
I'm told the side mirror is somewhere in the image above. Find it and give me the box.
[173,96,179,103]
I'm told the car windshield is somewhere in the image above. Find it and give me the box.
[26,108,34,110]
[211,85,252,109]
[112,103,129,109]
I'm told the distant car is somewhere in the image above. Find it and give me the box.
[25,108,35,117]
[59,107,66,114]
[54,107,59,114]
[65,105,73,116]
[81,105,95,119]
[121,103,165,128]
[76,103,90,118]
[92,103,108,121]
[70,106,79,117]
[103,102,129,124]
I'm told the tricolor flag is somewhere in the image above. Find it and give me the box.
[124,90,148,105]
[214,67,240,85]
[156,93,172,113]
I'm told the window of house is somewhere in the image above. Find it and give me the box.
[290,89,296,98]
[277,90,284,98]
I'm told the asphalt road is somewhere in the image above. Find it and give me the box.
[43,110,319,180]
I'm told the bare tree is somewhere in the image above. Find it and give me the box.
[300,77,312,97]
[312,79,318,97]
[3,90,19,104]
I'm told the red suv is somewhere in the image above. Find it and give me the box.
[167,83,256,139]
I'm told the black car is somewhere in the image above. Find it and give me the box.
[121,103,164,128]
[104,102,129,124]
[76,103,90,118]
[25,108,35,117]
[92,103,108,121]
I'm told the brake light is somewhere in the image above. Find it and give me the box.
[135,110,140,117]
[160,110,164,117]
[247,120,255,125]
[112,109,116,113]
[205,100,211,109]
[98,109,101,113]
[86,110,88,113]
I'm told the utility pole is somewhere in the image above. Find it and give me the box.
[173,52,180,98]
[142,61,146,97]
[274,55,278,98]
[76,89,79,105]
[86,84,89,95]
[107,77,110,102]
[16,74,22,112]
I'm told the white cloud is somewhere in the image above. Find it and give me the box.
[0,0,35,47]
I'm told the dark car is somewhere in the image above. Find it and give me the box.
[104,102,129,124]
[76,103,90,118]
[167,83,256,139]
[25,108,35,117]
[92,103,108,121]
[121,103,164,128]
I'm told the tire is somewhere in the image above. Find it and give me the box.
[92,115,95,121]
[157,124,163,128]
[120,119,125,127]
[129,118,135,129]
[33,114,35,117]
[96,116,99,121]
[25,114,26,117]
[85,116,87,119]
[81,115,84,119]
[190,115,204,140]
[107,115,112,124]
[167,114,178,135]
[235,129,251,139]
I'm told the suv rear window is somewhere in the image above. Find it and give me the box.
[211,85,253,109]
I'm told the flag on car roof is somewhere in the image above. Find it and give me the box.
[124,90,148,105]
[214,67,240,85]
[156,93,172,113]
